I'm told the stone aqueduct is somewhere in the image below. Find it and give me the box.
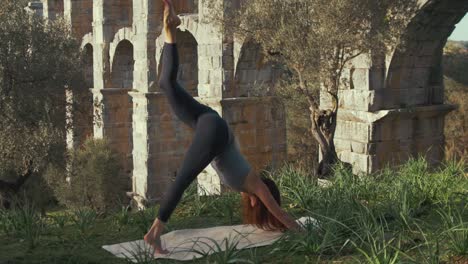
[35,0,467,203]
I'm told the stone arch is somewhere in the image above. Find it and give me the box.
[111,40,135,89]
[83,44,94,89]
[109,27,135,69]
[156,29,199,96]
[386,0,468,107]
[232,39,277,97]
[80,33,94,50]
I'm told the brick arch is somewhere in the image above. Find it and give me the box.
[111,39,135,89]
[386,0,468,107]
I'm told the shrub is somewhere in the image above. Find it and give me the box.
[45,138,128,213]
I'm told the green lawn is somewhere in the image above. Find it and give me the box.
[1,158,467,264]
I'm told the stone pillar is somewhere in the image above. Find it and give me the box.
[132,0,160,92]
[128,1,161,201]
[321,52,386,174]
[91,89,104,139]
[93,0,113,91]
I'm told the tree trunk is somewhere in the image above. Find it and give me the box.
[309,109,339,178]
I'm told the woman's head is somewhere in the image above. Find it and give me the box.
[241,175,287,231]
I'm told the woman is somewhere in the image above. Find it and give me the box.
[143,0,303,255]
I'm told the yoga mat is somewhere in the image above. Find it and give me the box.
[102,216,316,262]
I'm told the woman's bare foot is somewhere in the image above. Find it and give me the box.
[143,231,169,255]
[163,0,181,28]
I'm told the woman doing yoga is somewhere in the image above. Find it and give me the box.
[143,0,303,255]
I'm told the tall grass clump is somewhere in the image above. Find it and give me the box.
[438,207,468,257]
[122,241,157,264]
[350,206,405,264]
[0,199,44,249]
[268,155,466,261]
[71,207,98,240]
[210,191,241,224]
[279,215,351,258]
[273,164,319,212]
[371,157,465,230]
[177,182,217,217]
[188,234,252,264]
[114,206,132,232]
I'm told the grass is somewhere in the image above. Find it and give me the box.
[0,157,467,263]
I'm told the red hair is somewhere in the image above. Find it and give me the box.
[242,176,287,231]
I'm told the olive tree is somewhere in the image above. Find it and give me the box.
[0,0,83,208]
[206,0,417,176]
